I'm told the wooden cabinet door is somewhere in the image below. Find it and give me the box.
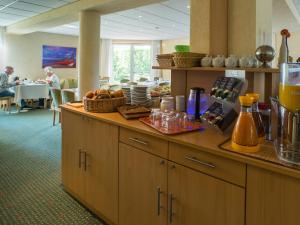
[61,110,86,198]
[168,162,245,225]
[119,143,168,225]
[246,166,300,225]
[85,119,119,224]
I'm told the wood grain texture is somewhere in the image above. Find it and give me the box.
[119,127,168,158]
[119,143,167,225]
[246,166,300,225]
[169,142,246,187]
[85,118,119,224]
[170,69,187,97]
[186,70,224,97]
[190,0,227,55]
[61,107,300,179]
[61,110,86,199]
[168,162,245,225]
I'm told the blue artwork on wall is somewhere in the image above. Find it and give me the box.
[42,45,76,68]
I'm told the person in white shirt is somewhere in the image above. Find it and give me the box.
[44,66,60,89]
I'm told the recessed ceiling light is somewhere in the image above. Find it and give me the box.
[138,15,143,18]
[186,5,190,9]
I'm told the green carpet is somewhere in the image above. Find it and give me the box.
[0,109,104,225]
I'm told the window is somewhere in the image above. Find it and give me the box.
[112,43,151,81]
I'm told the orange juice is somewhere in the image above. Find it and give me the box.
[279,83,300,112]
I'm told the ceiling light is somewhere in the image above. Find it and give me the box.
[138,15,143,18]
[186,5,190,9]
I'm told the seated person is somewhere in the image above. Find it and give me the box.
[44,66,60,89]
[0,66,19,97]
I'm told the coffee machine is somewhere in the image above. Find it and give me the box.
[272,63,300,165]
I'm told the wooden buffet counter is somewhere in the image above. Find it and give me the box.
[61,105,300,225]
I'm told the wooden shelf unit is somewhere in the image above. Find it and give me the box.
[152,65,280,103]
[152,66,280,74]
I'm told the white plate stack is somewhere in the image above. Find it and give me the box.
[122,86,131,104]
[131,85,151,107]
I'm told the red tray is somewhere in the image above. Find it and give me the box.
[139,117,202,135]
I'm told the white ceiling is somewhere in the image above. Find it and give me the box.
[0,0,78,26]
[42,0,190,40]
[2,0,300,40]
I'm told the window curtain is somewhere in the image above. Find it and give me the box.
[150,40,161,80]
[0,27,6,70]
[100,39,112,78]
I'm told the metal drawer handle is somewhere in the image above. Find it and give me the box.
[78,149,82,168]
[157,187,163,216]
[129,137,148,146]
[169,193,175,223]
[83,151,87,171]
[185,156,216,168]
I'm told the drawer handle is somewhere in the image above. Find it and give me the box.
[78,149,82,168]
[157,187,163,216]
[129,137,148,146]
[185,156,216,168]
[169,193,175,223]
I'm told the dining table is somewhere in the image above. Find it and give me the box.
[13,82,49,109]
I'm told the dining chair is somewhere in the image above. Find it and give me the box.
[50,88,62,126]
[0,96,13,114]
[61,89,75,104]
[67,78,78,89]
[139,77,148,82]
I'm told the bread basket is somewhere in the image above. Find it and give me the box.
[83,96,126,113]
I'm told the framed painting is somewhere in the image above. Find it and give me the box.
[42,45,76,68]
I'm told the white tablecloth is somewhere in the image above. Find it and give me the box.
[13,84,49,103]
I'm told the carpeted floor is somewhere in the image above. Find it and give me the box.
[0,109,104,225]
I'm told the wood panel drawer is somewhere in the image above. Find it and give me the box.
[169,142,246,187]
[119,128,168,158]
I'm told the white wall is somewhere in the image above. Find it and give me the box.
[274,31,300,63]
[5,32,78,81]
[161,38,189,80]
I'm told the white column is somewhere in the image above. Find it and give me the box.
[78,10,100,99]
[0,27,6,69]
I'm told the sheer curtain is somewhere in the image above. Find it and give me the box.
[100,39,112,78]
[0,27,6,70]
[150,40,161,80]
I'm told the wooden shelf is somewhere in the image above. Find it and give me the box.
[152,66,280,73]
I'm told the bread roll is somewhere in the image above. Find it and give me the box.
[85,91,94,99]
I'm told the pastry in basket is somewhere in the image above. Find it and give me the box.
[85,91,94,99]
[110,90,124,98]
[95,89,109,96]
[96,93,111,99]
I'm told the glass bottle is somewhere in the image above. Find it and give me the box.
[231,96,259,152]
[246,93,265,143]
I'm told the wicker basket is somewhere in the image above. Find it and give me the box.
[83,97,126,113]
[173,52,205,58]
[157,58,174,67]
[173,57,202,68]
[156,53,174,59]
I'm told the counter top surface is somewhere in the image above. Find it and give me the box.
[61,105,300,179]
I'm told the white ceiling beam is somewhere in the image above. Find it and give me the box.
[6,0,165,34]
[285,0,300,24]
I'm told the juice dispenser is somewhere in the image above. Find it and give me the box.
[273,63,300,165]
